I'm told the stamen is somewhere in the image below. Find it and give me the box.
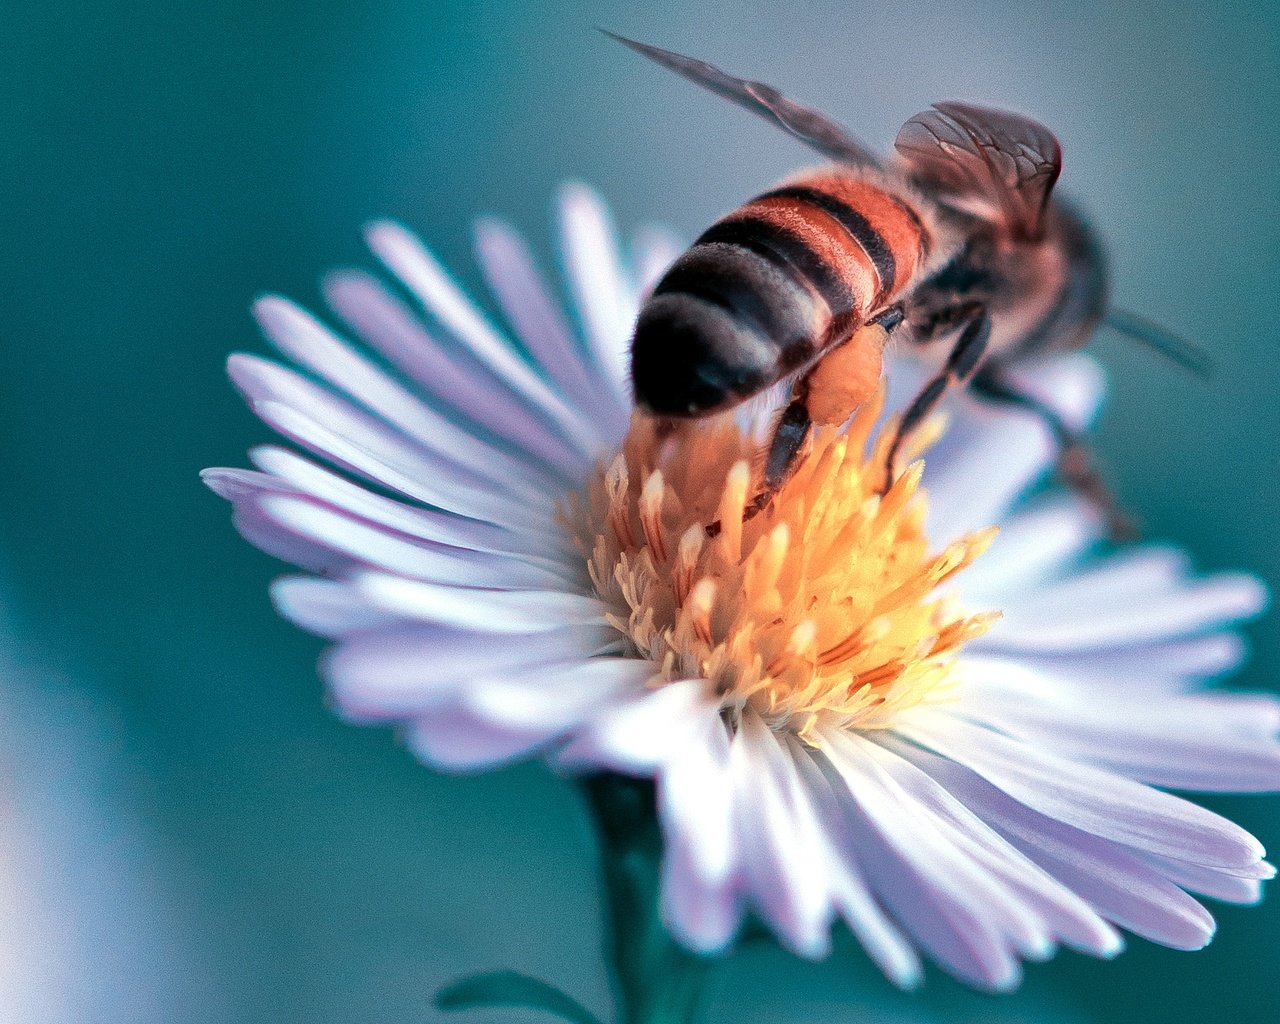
[716,461,750,562]
[744,523,790,607]
[639,470,668,563]
[570,395,999,732]
[688,578,717,646]
[673,525,704,606]
[604,457,634,549]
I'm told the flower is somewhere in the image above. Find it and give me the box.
[204,183,1277,991]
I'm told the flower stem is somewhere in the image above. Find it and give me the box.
[580,773,713,1024]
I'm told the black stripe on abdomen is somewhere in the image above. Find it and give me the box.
[653,238,822,371]
[652,258,778,340]
[756,185,897,297]
[888,193,931,262]
[695,218,859,329]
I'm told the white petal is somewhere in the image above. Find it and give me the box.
[991,572,1268,652]
[365,220,599,454]
[1173,691,1280,737]
[960,493,1102,605]
[657,703,736,880]
[786,738,925,988]
[1141,852,1270,905]
[1015,544,1194,607]
[201,466,293,503]
[923,400,1054,541]
[353,571,608,634]
[252,494,571,590]
[557,678,714,773]
[917,355,1103,540]
[557,183,634,406]
[322,268,595,478]
[899,712,1266,869]
[1002,353,1107,433]
[968,636,1250,692]
[254,295,565,493]
[230,502,348,576]
[322,623,614,721]
[249,399,534,532]
[904,745,1218,949]
[659,823,743,953]
[473,216,628,437]
[464,657,656,729]
[229,354,540,528]
[819,731,1029,990]
[962,649,1267,711]
[956,669,1280,792]
[271,576,403,637]
[729,713,835,957]
[405,708,557,772]
[247,445,566,561]
[861,736,1121,957]
[658,711,742,953]
[630,224,682,299]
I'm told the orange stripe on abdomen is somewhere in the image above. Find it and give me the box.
[741,195,878,330]
[762,171,931,304]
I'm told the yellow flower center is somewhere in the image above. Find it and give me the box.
[564,391,999,740]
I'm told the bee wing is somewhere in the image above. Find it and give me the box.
[603,31,880,168]
[895,102,1062,240]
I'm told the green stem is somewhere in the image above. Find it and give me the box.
[580,774,714,1024]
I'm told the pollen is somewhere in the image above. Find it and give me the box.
[564,391,1000,740]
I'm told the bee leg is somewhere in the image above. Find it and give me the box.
[745,308,905,520]
[969,369,1138,540]
[744,380,813,521]
[881,306,990,491]
[868,303,905,333]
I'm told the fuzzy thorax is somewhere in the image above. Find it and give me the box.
[565,392,999,740]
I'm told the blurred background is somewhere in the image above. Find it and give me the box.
[1,0,1277,1020]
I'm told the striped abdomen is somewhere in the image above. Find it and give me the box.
[631,170,931,417]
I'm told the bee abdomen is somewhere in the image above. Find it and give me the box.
[754,172,931,308]
[630,171,930,418]
[631,226,830,416]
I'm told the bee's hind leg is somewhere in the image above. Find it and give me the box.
[743,379,813,522]
[969,367,1138,541]
[744,307,905,521]
[703,378,810,537]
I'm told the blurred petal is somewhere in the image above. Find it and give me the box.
[557,183,633,408]
[323,623,615,721]
[993,571,1267,652]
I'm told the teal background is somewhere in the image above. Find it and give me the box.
[1,0,1277,1020]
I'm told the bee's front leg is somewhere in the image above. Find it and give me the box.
[881,304,990,492]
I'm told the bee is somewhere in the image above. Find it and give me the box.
[612,33,1205,527]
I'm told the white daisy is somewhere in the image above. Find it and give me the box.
[204,184,1277,992]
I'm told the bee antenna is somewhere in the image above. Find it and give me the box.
[1104,309,1214,379]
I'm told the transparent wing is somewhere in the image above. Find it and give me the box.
[603,31,880,168]
[895,101,1062,240]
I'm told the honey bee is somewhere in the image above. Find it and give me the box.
[612,33,1205,527]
